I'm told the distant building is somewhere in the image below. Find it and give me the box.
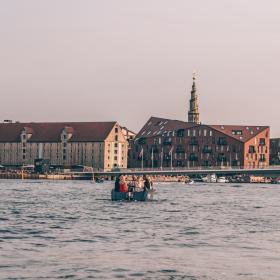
[270,138,280,165]
[0,122,128,171]
[129,76,270,169]
[129,117,270,169]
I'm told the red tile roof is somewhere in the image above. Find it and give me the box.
[0,122,117,143]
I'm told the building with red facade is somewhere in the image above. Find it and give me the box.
[129,76,270,169]
[129,117,270,169]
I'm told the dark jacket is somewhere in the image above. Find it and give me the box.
[115,177,120,192]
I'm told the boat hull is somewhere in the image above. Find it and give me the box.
[111,189,149,201]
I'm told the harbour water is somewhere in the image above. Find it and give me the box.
[0,180,280,280]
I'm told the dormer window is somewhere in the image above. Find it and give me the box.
[232,130,242,135]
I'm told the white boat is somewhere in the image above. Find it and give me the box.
[202,174,217,183]
[217,176,229,183]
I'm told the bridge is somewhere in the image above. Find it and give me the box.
[73,166,280,179]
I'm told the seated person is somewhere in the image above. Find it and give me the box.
[119,175,128,193]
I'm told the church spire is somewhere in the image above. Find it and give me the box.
[188,73,200,124]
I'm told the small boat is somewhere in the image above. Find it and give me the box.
[202,174,217,183]
[111,188,154,201]
[217,176,229,183]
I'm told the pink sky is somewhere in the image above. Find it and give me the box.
[0,0,279,137]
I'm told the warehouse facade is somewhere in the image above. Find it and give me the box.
[0,122,128,171]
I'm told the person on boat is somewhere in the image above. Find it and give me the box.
[115,175,121,192]
[143,175,153,190]
[128,175,137,192]
[135,176,144,191]
[119,175,128,193]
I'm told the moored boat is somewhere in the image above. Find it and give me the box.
[202,174,217,183]
[217,176,229,183]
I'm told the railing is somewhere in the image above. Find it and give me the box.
[113,165,280,172]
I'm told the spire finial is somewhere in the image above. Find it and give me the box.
[192,71,196,81]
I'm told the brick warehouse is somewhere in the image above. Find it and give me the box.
[129,76,270,169]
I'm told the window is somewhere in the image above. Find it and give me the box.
[114,143,118,148]
[204,129,207,137]
[115,135,118,141]
[260,154,266,161]
[177,129,184,137]
[114,156,117,160]
[115,127,118,133]
[217,137,227,145]
[249,146,255,153]
[259,138,266,146]
[114,150,118,154]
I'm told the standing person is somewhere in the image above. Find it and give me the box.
[115,175,120,192]
[143,175,153,190]
[119,175,128,193]
[135,176,143,191]
[128,175,137,192]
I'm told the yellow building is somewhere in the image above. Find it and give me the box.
[0,122,128,171]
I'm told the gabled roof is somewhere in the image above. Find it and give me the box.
[207,125,269,143]
[136,116,198,139]
[0,122,117,143]
[135,116,269,143]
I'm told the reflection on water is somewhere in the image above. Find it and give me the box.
[0,180,280,279]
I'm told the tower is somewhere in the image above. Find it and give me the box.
[188,73,200,123]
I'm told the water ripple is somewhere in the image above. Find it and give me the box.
[0,181,280,279]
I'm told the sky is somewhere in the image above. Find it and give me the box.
[0,0,279,137]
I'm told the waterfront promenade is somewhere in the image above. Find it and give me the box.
[94,166,280,178]
[0,166,279,180]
